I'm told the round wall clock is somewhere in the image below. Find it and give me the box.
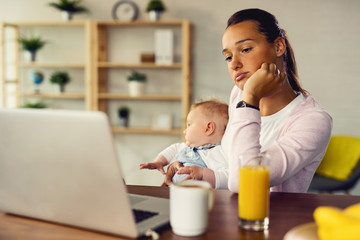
[112,0,139,21]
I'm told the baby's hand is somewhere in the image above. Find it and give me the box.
[139,162,165,175]
[243,63,286,103]
[177,166,204,181]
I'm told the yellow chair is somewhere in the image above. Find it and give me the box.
[308,135,360,194]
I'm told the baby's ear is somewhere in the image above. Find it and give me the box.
[205,122,216,135]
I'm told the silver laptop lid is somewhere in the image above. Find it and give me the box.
[0,109,140,237]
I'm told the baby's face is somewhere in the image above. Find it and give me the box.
[184,107,208,147]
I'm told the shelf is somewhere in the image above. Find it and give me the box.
[97,20,185,27]
[98,62,182,69]
[20,63,85,68]
[98,93,181,101]
[4,21,88,27]
[19,92,85,99]
[111,127,182,135]
[5,79,19,84]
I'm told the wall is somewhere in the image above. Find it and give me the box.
[1,0,360,194]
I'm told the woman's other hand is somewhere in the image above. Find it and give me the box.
[161,161,184,186]
[177,166,204,181]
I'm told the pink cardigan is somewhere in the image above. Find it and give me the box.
[226,86,332,193]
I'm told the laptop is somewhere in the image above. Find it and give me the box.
[0,108,170,238]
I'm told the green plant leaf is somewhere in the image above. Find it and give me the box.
[22,101,47,108]
[49,71,71,85]
[146,0,166,12]
[18,35,47,52]
[48,0,89,13]
[118,106,130,118]
[127,70,147,82]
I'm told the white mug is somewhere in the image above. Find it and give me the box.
[170,180,214,236]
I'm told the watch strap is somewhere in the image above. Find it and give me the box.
[236,100,260,111]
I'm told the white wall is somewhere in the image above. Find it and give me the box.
[2,0,360,194]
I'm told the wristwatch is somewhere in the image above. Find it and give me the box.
[236,100,260,111]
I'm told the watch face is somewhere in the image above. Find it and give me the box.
[112,0,139,21]
[236,101,246,108]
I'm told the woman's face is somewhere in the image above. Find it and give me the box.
[222,20,278,90]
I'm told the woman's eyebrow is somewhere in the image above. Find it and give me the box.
[235,38,253,44]
[222,38,253,54]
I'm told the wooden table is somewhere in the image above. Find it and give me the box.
[1,185,360,240]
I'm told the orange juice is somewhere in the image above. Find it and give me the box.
[239,165,269,220]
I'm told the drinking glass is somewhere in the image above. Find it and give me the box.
[238,153,270,231]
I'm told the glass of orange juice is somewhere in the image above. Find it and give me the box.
[238,154,270,231]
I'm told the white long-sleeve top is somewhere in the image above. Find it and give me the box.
[225,86,333,193]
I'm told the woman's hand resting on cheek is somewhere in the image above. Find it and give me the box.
[242,62,286,105]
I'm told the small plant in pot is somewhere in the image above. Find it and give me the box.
[22,101,47,109]
[49,71,70,93]
[18,35,47,62]
[118,106,130,127]
[127,70,147,96]
[48,0,89,21]
[146,0,166,21]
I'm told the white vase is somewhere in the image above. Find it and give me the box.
[61,11,73,21]
[128,81,145,96]
[24,51,36,62]
[118,117,129,128]
[149,11,161,21]
[53,84,65,94]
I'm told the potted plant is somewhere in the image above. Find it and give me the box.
[18,35,47,62]
[127,70,147,96]
[118,106,130,127]
[48,0,89,21]
[49,71,70,93]
[22,101,47,109]
[146,0,166,21]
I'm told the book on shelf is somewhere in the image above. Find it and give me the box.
[154,29,174,65]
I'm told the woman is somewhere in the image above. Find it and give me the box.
[165,8,332,193]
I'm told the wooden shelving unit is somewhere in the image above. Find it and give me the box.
[19,63,85,68]
[97,62,182,69]
[111,127,182,135]
[0,20,192,136]
[0,20,92,110]
[98,93,181,100]
[0,22,5,107]
[92,20,192,134]
[19,92,85,99]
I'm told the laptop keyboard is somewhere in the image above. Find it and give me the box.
[132,209,159,223]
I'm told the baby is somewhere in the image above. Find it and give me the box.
[140,99,229,184]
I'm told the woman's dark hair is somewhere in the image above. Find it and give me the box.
[227,8,307,95]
